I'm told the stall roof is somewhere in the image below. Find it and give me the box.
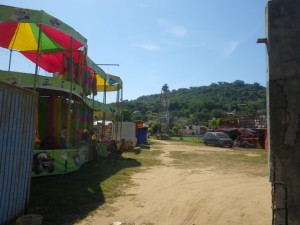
[0,4,122,94]
[87,57,122,92]
[0,4,87,48]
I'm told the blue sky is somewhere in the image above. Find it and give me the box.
[1,0,268,102]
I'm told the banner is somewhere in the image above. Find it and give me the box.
[32,145,89,177]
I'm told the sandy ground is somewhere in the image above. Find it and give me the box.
[75,140,272,225]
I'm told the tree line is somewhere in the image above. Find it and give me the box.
[118,80,266,134]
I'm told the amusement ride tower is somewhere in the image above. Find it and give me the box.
[160,84,170,133]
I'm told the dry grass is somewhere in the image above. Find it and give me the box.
[169,148,268,176]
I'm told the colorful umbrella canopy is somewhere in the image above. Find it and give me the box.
[87,57,122,92]
[94,73,122,92]
[0,4,122,95]
[0,5,87,49]
[0,4,87,73]
[103,73,122,92]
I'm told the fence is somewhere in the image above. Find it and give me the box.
[0,81,38,224]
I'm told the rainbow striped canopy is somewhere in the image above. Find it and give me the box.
[87,57,122,92]
[0,5,87,72]
[0,4,122,92]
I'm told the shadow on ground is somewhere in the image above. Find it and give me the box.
[26,157,141,225]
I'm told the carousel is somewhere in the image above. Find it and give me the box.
[0,4,123,177]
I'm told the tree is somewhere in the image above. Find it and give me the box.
[211,118,220,129]
[132,110,142,121]
[233,80,245,86]
[149,121,160,134]
[121,80,266,127]
[171,124,180,135]
[122,108,132,122]
[211,109,227,118]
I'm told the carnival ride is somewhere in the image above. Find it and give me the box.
[0,4,123,175]
[159,84,170,133]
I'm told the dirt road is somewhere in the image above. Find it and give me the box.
[75,140,272,225]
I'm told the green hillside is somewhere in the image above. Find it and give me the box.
[120,80,266,130]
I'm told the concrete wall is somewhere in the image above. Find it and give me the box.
[267,0,300,224]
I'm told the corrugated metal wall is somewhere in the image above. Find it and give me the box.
[0,81,38,224]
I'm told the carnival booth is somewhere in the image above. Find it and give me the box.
[112,122,137,151]
[0,4,124,224]
[0,5,122,177]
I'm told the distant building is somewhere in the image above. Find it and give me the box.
[178,125,208,136]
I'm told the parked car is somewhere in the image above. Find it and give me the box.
[203,132,233,147]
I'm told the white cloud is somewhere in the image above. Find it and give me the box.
[136,43,161,50]
[167,25,187,37]
[223,41,240,57]
[158,19,188,37]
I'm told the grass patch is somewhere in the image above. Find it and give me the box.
[170,136,203,144]
[169,148,268,176]
[125,149,162,167]
[8,148,163,225]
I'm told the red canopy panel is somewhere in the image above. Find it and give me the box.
[22,51,86,73]
[0,22,18,47]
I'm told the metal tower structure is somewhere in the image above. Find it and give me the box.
[160,84,170,133]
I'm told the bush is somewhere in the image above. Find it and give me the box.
[156,133,171,140]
